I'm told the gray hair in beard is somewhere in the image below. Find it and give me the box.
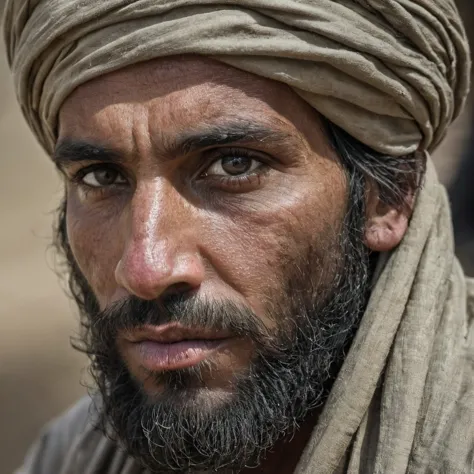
[60,172,370,473]
[51,113,425,472]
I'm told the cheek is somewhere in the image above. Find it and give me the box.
[66,189,125,305]
[64,158,346,318]
[199,161,347,317]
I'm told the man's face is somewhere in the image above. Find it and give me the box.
[56,56,369,471]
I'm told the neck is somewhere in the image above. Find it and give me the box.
[239,409,320,474]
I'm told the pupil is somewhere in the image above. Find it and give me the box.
[221,156,251,175]
[95,169,117,185]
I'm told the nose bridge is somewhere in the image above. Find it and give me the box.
[115,178,203,300]
[132,179,174,242]
[127,179,177,270]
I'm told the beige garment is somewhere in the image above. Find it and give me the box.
[296,161,474,474]
[15,160,474,473]
[2,0,471,157]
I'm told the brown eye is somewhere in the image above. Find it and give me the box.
[221,156,253,175]
[206,155,261,177]
[81,168,127,187]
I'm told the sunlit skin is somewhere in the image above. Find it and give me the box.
[56,55,409,473]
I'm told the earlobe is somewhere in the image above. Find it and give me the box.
[364,209,409,252]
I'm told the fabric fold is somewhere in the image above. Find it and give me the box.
[3,0,470,157]
[295,159,474,474]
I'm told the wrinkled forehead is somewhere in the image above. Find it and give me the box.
[57,55,321,148]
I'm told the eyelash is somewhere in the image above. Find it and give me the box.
[68,164,125,198]
[198,148,270,189]
[67,147,271,195]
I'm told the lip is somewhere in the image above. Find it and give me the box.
[120,323,233,372]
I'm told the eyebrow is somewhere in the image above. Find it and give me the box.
[172,122,291,156]
[53,140,122,167]
[53,121,294,166]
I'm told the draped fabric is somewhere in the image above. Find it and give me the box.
[295,161,474,473]
[3,0,471,156]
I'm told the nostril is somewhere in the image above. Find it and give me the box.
[162,282,199,301]
[159,285,199,312]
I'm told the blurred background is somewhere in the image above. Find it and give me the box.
[0,2,473,473]
[0,5,87,474]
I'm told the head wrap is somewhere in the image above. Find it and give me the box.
[3,0,471,157]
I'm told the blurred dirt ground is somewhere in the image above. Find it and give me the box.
[0,11,472,474]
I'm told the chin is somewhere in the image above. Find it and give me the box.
[149,386,238,414]
[132,362,242,411]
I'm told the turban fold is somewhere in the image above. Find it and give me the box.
[3,0,471,157]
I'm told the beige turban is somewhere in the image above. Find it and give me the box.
[3,0,471,157]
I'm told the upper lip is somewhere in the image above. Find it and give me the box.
[121,322,233,344]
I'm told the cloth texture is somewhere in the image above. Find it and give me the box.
[2,0,471,157]
[15,160,474,473]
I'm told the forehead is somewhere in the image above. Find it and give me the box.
[58,55,319,145]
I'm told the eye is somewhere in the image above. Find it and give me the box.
[205,155,262,177]
[81,168,128,187]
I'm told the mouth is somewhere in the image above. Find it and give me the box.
[120,323,234,372]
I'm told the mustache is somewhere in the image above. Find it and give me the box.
[90,294,271,343]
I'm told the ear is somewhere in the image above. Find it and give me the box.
[364,188,413,252]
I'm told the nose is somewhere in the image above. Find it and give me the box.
[114,181,205,300]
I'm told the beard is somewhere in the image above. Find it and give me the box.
[56,181,371,473]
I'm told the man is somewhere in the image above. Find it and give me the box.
[3,0,474,473]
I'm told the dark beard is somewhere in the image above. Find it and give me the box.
[56,181,371,473]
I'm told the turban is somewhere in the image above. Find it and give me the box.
[2,0,471,157]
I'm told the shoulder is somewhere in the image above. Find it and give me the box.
[15,395,97,474]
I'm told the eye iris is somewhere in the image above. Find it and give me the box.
[94,169,118,185]
[221,156,252,175]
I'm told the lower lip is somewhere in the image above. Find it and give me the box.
[128,339,231,371]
